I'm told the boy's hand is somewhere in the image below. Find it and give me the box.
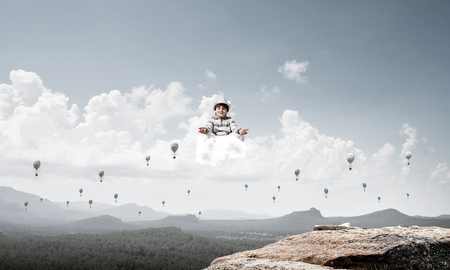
[199,127,207,134]
[239,128,249,135]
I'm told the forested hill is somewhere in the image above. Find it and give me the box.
[0,227,273,270]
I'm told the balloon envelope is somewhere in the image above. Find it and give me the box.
[324,188,329,194]
[89,200,93,205]
[171,142,178,153]
[33,160,41,170]
[363,183,367,188]
[405,151,412,160]
[114,193,118,199]
[347,153,355,164]
[24,201,28,207]
[99,170,104,177]
[145,155,151,161]
[294,169,300,176]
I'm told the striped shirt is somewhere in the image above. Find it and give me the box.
[205,116,241,136]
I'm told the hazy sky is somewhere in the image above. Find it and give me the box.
[0,0,449,217]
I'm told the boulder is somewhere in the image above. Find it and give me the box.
[204,225,450,270]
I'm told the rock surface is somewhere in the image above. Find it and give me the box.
[204,225,450,270]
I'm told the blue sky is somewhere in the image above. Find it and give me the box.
[0,1,448,217]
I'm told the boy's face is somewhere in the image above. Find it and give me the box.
[214,105,228,118]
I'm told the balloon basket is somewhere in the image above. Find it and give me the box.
[100,180,102,182]
[115,200,117,202]
[173,156,176,159]
[349,168,352,170]
[35,174,38,176]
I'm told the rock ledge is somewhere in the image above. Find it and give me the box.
[204,225,450,270]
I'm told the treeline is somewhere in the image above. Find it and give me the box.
[0,227,274,270]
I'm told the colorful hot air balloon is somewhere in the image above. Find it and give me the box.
[66,201,69,207]
[272,196,276,203]
[324,188,329,198]
[198,211,202,217]
[24,201,28,210]
[278,185,281,192]
[145,155,150,166]
[40,198,43,203]
[378,196,381,203]
[347,153,355,170]
[405,151,412,165]
[407,193,410,199]
[89,199,93,208]
[79,188,83,197]
[99,170,104,182]
[187,190,190,196]
[139,211,141,217]
[294,169,300,181]
[363,183,367,192]
[114,193,118,202]
[162,201,165,207]
[171,143,179,159]
[33,160,41,176]
[245,184,248,191]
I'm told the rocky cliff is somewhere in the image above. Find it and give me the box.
[204,225,450,270]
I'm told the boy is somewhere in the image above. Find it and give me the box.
[199,97,248,141]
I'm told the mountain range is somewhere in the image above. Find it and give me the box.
[1,186,449,239]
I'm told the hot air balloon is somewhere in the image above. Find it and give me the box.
[89,199,93,208]
[245,184,248,191]
[294,169,300,181]
[405,151,412,165]
[378,196,381,203]
[347,153,355,170]
[79,188,83,197]
[162,200,165,207]
[171,142,179,159]
[278,185,281,192]
[139,211,141,217]
[98,170,104,182]
[33,160,41,176]
[363,183,367,192]
[66,201,69,207]
[407,193,410,199]
[324,188,329,198]
[40,198,43,203]
[187,190,190,196]
[145,155,150,166]
[272,196,276,203]
[198,211,202,217]
[114,193,118,202]
[24,201,28,210]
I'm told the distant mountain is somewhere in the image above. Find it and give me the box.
[54,201,117,212]
[326,208,450,228]
[62,215,139,233]
[98,203,168,221]
[201,208,275,220]
[0,186,98,225]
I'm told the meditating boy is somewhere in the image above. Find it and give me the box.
[198,97,248,141]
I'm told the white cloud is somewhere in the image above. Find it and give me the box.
[277,60,309,84]
[257,86,281,102]
[0,70,192,167]
[430,163,450,184]
[197,84,206,90]
[205,69,217,82]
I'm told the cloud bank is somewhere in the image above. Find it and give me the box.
[0,70,447,216]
